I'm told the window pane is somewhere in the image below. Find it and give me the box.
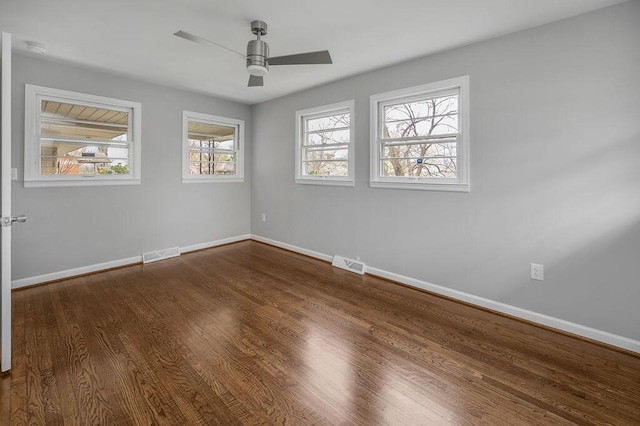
[188,121,235,146]
[384,95,458,121]
[382,157,457,178]
[304,148,348,161]
[306,113,349,132]
[306,129,350,146]
[383,114,458,139]
[188,150,235,164]
[40,100,129,142]
[188,139,235,150]
[383,142,457,159]
[187,119,237,176]
[304,161,348,177]
[40,142,129,175]
[188,162,236,175]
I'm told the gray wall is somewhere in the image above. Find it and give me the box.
[251,1,640,340]
[12,55,251,280]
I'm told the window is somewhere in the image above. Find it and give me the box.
[370,76,469,192]
[295,100,354,186]
[182,111,244,183]
[24,85,141,187]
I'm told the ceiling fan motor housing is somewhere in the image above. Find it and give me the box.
[247,20,269,76]
[247,39,269,76]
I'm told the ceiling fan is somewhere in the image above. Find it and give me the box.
[174,20,332,87]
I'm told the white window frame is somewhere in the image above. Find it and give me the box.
[182,111,244,184]
[295,100,355,187]
[24,84,142,188]
[370,76,470,192]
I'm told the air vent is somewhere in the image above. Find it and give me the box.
[332,255,365,275]
[142,247,181,264]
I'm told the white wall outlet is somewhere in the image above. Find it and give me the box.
[261,213,266,222]
[531,263,544,281]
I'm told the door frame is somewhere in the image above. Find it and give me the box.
[1,31,12,373]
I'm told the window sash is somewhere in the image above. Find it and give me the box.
[379,88,459,111]
[38,95,133,135]
[36,95,135,173]
[186,122,238,177]
[188,162,237,176]
[369,76,469,191]
[298,106,352,181]
[25,85,142,187]
[380,135,458,145]
[303,143,349,151]
[304,125,351,135]
[189,148,236,155]
[38,135,133,147]
[40,155,130,161]
[377,90,460,178]
[182,111,244,182]
[382,111,458,125]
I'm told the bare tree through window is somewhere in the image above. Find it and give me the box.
[303,111,350,177]
[381,94,458,178]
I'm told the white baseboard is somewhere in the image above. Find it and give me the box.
[180,234,250,254]
[250,234,333,262]
[11,256,142,289]
[250,234,640,354]
[12,234,251,290]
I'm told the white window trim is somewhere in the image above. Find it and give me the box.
[369,76,470,192]
[295,100,355,187]
[182,110,244,184]
[24,84,142,188]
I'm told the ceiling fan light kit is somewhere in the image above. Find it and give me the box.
[175,19,332,87]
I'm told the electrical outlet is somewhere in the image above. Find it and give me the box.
[531,263,544,281]
[261,213,266,222]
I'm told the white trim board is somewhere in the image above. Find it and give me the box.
[250,235,333,262]
[11,255,142,289]
[12,234,250,289]
[249,234,640,354]
[180,234,250,254]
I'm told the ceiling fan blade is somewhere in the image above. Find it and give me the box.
[268,50,332,66]
[174,30,245,59]
[248,75,264,87]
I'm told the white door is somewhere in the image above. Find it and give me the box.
[1,31,12,373]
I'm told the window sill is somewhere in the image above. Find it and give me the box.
[369,180,469,192]
[295,178,354,187]
[24,179,141,188]
[182,177,244,184]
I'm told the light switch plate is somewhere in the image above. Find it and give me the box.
[11,168,17,181]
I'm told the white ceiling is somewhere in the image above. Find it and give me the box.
[0,0,627,105]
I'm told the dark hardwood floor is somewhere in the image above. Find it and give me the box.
[1,240,639,425]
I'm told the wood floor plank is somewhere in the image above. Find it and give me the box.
[208,250,571,423]
[2,240,639,425]
[142,265,340,425]
[54,281,119,425]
